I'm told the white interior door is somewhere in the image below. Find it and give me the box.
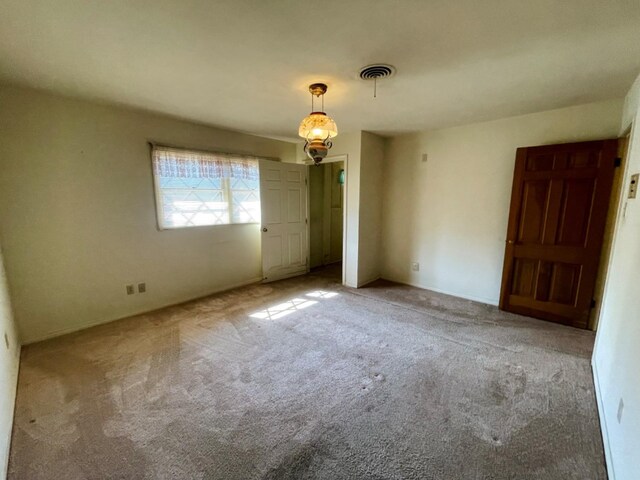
[259,159,308,282]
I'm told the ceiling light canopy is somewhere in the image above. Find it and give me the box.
[299,83,337,165]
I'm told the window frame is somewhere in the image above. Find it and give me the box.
[150,144,265,231]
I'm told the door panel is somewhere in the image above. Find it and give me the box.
[517,180,549,243]
[322,161,344,265]
[288,233,302,264]
[499,139,617,328]
[556,179,594,246]
[548,262,580,304]
[511,258,538,297]
[287,189,302,222]
[259,159,308,282]
[263,187,281,224]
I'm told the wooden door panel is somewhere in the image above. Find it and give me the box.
[500,139,617,329]
[508,297,582,322]
[556,178,595,246]
[515,260,582,305]
[548,262,581,305]
[569,149,599,168]
[511,258,538,297]
[517,180,550,243]
[526,153,555,171]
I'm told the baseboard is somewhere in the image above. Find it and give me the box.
[592,360,615,480]
[24,277,263,345]
[2,344,21,480]
[382,276,499,306]
[357,275,381,288]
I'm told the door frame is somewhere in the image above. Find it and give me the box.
[304,153,349,286]
[589,134,630,330]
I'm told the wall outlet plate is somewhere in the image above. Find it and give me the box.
[138,283,146,293]
[126,285,135,295]
[412,262,420,271]
[629,173,638,199]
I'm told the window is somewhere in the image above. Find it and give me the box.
[152,146,261,229]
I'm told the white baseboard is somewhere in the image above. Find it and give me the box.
[357,275,381,288]
[24,277,263,345]
[382,276,499,306]
[592,360,615,480]
[1,344,20,480]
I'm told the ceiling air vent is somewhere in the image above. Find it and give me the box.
[359,64,396,80]
[359,64,396,97]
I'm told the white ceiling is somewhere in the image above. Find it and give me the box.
[1,0,640,140]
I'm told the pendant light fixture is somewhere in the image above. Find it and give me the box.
[299,83,338,165]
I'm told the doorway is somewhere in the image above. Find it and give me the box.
[309,158,345,269]
[499,139,618,329]
[259,159,309,282]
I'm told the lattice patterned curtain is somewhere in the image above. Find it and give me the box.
[152,146,259,181]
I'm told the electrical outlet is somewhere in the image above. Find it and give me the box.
[412,262,420,271]
[617,398,624,423]
[138,283,146,294]
[629,173,638,199]
[421,153,428,163]
[126,284,135,295]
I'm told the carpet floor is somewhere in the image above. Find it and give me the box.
[8,266,606,479]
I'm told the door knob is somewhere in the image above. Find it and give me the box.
[507,240,514,244]
[262,227,268,232]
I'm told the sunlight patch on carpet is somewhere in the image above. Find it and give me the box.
[249,298,318,320]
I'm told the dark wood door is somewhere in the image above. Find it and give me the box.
[499,139,617,329]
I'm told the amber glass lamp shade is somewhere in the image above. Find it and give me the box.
[298,112,338,141]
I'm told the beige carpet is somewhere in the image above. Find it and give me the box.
[8,265,606,479]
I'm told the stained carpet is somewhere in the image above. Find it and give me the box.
[8,266,606,479]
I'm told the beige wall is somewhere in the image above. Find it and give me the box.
[593,73,640,480]
[381,99,623,304]
[0,85,296,344]
[338,133,362,288]
[0,244,20,479]
[357,132,384,286]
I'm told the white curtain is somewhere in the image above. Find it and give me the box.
[152,146,259,181]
